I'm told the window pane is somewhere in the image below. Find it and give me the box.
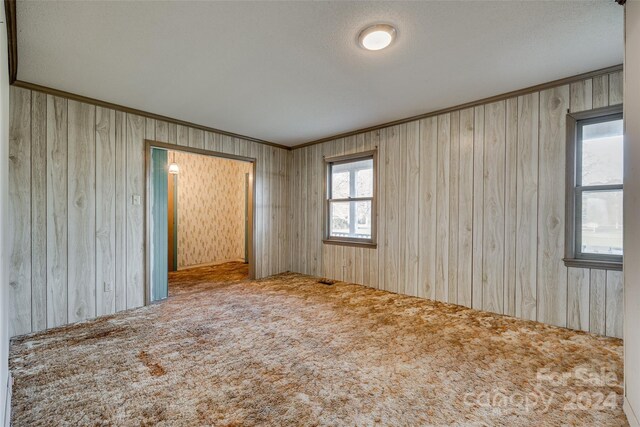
[331,170,350,199]
[355,201,372,238]
[330,201,350,237]
[356,166,373,197]
[581,190,623,256]
[581,119,623,186]
[329,200,372,239]
[331,158,373,198]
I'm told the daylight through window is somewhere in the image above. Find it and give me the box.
[325,152,376,246]
[567,110,623,267]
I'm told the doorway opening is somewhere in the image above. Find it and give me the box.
[145,140,255,303]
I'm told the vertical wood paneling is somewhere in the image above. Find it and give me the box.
[282,149,290,273]
[314,143,323,277]
[177,125,189,147]
[592,75,609,109]
[503,98,518,317]
[10,87,291,336]
[274,149,281,274]
[367,131,379,289]
[333,139,345,281]
[393,129,405,291]
[384,127,400,292]
[435,114,450,302]
[271,147,279,275]
[189,128,204,149]
[405,122,419,296]
[249,141,261,276]
[126,114,145,309]
[377,130,387,290]
[396,130,406,292]
[417,118,437,299]
[308,144,319,276]
[457,108,474,307]
[354,135,365,285]
[589,269,606,335]
[213,133,223,153]
[337,141,347,280]
[537,86,569,327]
[145,118,155,143]
[238,138,249,158]
[608,71,623,106]
[46,95,68,328]
[295,154,307,274]
[286,72,622,338]
[515,93,539,321]
[253,144,262,277]
[8,87,32,336]
[204,131,216,152]
[285,149,293,272]
[606,270,623,338]
[114,111,127,312]
[472,106,484,310]
[482,101,506,314]
[155,120,168,143]
[567,80,598,334]
[447,112,459,304]
[299,147,307,275]
[262,145,271,276]
[569,79,593,113]
[320,143,332,279]
[291,148,300,274]
[167,123,177,145]
[96,107,116,316]
[223,135,235,154]
[10,74,623,338]
[67,100,96,323]
[31,91,47,331]
[263,146,271,276]
[567,267,590,332]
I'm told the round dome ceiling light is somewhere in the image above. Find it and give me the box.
[358,24,397,51]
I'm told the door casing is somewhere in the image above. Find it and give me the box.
[144,139,256,304]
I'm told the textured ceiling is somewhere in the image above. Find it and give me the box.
[17,1,623,146]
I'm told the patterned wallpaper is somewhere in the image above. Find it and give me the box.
[171,151,252,268]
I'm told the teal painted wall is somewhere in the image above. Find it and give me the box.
[151,148,168,301]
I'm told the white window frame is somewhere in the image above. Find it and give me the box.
[323,150,377,248]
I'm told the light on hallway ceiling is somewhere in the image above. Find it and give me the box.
[168,151,179,175]
[358,24,397,51]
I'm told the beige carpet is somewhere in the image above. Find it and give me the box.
[10,263,626,426]
[168,261,249,296]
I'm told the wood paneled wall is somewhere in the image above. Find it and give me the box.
[289,70,624,338]
[9,71,624,339]
[8,86,290,337]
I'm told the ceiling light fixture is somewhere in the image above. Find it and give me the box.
[358,24,397,51]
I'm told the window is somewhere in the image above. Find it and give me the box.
[565,106,623,270]
[324,151,377,247]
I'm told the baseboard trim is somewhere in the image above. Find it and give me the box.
[625,396,640,427]
[177,259,246,271]
[3,373,11,427]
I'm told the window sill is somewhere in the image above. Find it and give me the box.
[322,239,377,249]
[563,258,622,271]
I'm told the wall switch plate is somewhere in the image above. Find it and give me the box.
[132,195,141,205]
[104,282,113,293]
